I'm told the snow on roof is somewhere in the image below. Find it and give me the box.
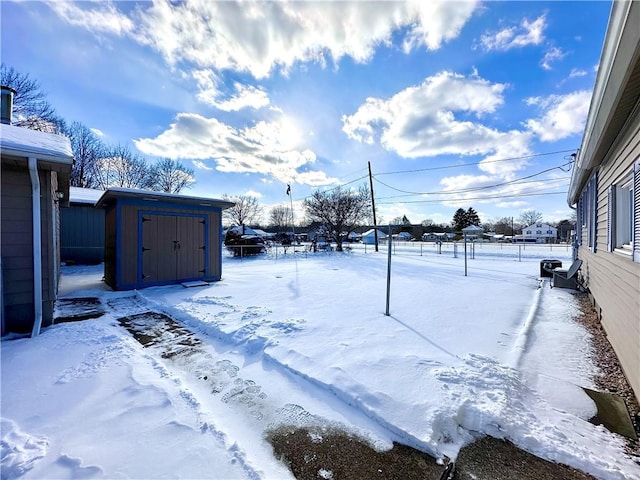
[96,187,234,209]
[69,187,105,205]
[362,228,387,237]
[0,123,73,163]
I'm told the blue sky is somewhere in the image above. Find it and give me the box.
[1,1,612,227]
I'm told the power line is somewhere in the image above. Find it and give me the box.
[376,190,566,205]
[372,161,574,196]
[375,177,571,200]
[374,149,577,176]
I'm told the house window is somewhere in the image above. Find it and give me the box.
[526,230,532,235]
[536,230,542,235]
[581,172,598,250]
[608,161,639,262]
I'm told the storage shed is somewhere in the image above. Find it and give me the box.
[95,188,234,290]
[60,187,105,265]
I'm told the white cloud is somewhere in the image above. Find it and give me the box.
[192,70,270,111]
[438,175,554,208]
[244,190,262,198]
[134,113,337,186]
[342,71,532,161]
[49,1,479,79]
[569,68,587,78]
[524,90,591,142]
[540,46,566,70]
[479,15,546,51]
[48,1,134,36]
[90,128,105,137]
[192,160,213,171]
[213,84,270,111]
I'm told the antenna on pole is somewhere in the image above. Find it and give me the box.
[368,161,379,252]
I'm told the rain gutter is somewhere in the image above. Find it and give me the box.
[28,156,43,337]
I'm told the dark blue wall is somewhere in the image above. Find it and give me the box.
[60,204,105,265]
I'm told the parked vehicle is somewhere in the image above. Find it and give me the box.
[224,226,265,257]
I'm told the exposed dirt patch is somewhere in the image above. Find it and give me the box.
[454,436,595,480]
[117,311,201,358]
[54,297,104,323]
[267,426,447,480]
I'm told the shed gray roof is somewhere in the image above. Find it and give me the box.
[95,187,234,210]
[0,123,73,163]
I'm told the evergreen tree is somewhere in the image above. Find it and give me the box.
[452,208,467,231]
[466,207,480,227]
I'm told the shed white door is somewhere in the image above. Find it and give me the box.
[141,214,205,284]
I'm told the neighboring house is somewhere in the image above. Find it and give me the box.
[396,232,413,241]
[522,223,558,243]
[1,119,73,336]
[96,188,233,290]
[252,229,276,241]
[568,0,640,403]
[60,187,105,265]
[422,232,455,242]
[345,231,361,242]
[362,228,388,245]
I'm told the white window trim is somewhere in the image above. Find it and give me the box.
[633,160,640,263]
[610,160,640,262]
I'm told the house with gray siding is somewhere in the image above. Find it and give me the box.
[568,0,640,403]
[1,111,73,336]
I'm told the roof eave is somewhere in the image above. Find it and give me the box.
[0,146,74,166]
[568,0,640,206]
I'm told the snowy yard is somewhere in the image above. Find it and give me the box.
[2,245,639,479]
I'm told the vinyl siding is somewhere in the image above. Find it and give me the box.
[104,208,117,287]
[1,161,56,333]
[577,109,640,403]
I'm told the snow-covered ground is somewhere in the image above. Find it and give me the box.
[2,244,639,479]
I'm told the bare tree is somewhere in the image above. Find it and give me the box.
[222,194,263,227]
[150,158,195,193]
[421,218,434,227]
[303,185,371,252]
[518,210,543,227]
[269,205,291,232]
[65,121,105,188]
[1,63,65,133]
[94,144,152,190]
[494,217,515,236]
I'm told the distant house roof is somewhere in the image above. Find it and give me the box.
[96,187,234,209]
[523,223,557,231]
[0,124,73,164]
[69,187,104,205]
[462,225,484,233]
[362,228,387,237]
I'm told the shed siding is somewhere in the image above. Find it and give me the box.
[104,208,117,287]
[60,205,105,264]
[577,110,640,403]
[103,200,223,290]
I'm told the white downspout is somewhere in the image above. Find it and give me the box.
[28,156,43,337]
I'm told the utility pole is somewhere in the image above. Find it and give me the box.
[368,161,379,252]
[287,184,296,240]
